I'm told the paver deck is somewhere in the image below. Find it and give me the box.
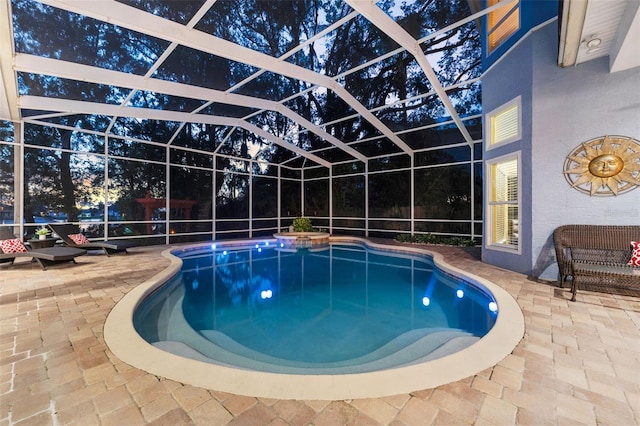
[1,243,639,425]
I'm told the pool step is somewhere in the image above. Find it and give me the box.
[153,326,479,375]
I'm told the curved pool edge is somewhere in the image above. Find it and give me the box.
[104,238,525,400]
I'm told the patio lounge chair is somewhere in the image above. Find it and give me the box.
[48,223,137,256]
[0,227,86,270]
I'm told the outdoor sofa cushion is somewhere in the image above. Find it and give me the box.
[48,223,137,256]
[629,241,640,266]
[573,262,640,276]
[68,233,90,245]
[0,238,28,254]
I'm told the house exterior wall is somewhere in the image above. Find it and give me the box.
[482,9,640,280]
[482,34,533,274]
[530,23,640,280]
[481,1,558,275]
[481,0,558,70]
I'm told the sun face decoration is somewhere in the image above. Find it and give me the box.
[563,135,640,196]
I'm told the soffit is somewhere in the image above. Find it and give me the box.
[560,0,640,72]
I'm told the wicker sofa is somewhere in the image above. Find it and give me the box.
[553,225,640,301]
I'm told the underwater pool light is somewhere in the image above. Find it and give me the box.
[260,289,273,299]
[488,302,498,312]
[422,296,430,307]
[456,289,464,298]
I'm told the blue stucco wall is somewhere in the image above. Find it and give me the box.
[482,16,640,280]
[481,0,559,277]
[482,33,534,274]
[530,22,640,280]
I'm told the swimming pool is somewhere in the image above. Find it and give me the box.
[105,237,524,399]
[134,243,497,374]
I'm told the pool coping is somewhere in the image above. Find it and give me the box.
[104,237,525,400]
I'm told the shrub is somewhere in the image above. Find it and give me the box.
[396,234,413,243]
[395,233,477,247]
[292,217,314,232]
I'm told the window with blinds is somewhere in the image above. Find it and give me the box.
[488,0,520,53]
[488,155,519,249]
[486,96,521,149]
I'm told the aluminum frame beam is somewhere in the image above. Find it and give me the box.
[346,0,475,148]
[19,95,332,168]
[38,0,413,155]
[14,54,366,163]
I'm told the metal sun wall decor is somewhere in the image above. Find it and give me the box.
[563,135,640,196]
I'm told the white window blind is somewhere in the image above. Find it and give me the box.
[486,97,521,149]
[491,104,519,145]
[489,157,519,248]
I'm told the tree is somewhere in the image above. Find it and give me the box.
[11,0,482,238]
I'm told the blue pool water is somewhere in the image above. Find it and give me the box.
[134,242,497,374]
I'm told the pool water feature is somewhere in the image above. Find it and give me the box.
[105,237,524,399]
[272,231,330,248]
[134,243,497,374]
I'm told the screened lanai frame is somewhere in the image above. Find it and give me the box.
[0,0,513,244]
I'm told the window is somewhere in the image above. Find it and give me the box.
[486,96,521,149]
[487,153,520,251]
[487,0,520,54]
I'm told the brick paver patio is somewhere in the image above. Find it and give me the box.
[1,243,638,425]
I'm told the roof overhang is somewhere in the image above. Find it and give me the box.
[0,0,19,121]
[559,0,640,72]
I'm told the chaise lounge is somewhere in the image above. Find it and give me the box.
[0,227,86,270]
[48,223,137,256]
